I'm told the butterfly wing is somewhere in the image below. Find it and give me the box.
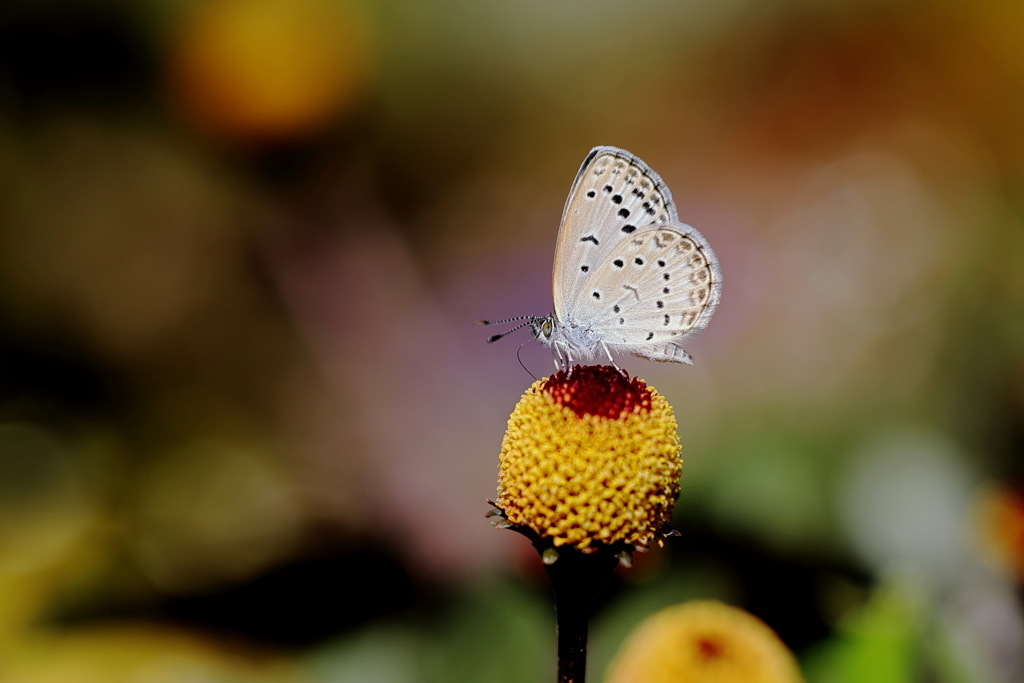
[571,225,722,364]
[552,147,678,320]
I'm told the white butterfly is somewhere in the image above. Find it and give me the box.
[480,146,721,368]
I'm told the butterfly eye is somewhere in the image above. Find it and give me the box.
[541,320,554,337]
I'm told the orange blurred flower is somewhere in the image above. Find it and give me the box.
[168,0,371,141]
[976,484,1024,581]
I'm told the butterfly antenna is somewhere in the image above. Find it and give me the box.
[484,320,533,343]
[475,316,535,326]
[517,338,538,381]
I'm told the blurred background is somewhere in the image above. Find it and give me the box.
[1,0,1023,681]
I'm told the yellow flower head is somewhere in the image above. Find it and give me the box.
[606,600,804,683]
[496,365,681,550]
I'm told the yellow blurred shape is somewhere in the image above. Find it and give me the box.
[0,423,102,649]
[4,624,304,683]
[0,424,92,576]
[975,1,1024,74]
[605,600,803,683]
[169,0,371,140]
[0,573,56,655]
[132,439,301,591]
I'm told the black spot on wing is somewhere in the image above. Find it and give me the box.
[621,225,636,233]
[581,265,589,272]
[586,190,596,198]
[613,259,624,268]
[612,194,623,204]
[581,235,599,245]
[646,332,654,341]
[618,208,630,218]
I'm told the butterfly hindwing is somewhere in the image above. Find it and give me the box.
[551,147,677,319]
[571,225,721,361]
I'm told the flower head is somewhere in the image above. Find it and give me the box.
[606,600,804,683]
[496,365,681,550]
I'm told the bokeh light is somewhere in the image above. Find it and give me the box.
[168,0,371,140]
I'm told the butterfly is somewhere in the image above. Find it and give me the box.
[479,146,721,368]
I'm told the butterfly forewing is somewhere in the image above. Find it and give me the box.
[572,226,721,357]
[552,147,677,318]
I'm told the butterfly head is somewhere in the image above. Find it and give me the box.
[530,315,556,342]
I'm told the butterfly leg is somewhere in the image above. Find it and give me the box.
[598,340,622,372]
[555,341,576,374]
[552,342,565,371]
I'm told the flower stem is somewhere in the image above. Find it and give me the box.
[542,547,619,683]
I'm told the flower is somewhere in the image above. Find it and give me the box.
[168,0,371,140]
[605,600,804,683]
[496,365,681,550]
[976,483,1024,581]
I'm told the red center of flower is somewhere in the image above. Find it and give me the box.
[696,637,724,660]
[541,365,652,419]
